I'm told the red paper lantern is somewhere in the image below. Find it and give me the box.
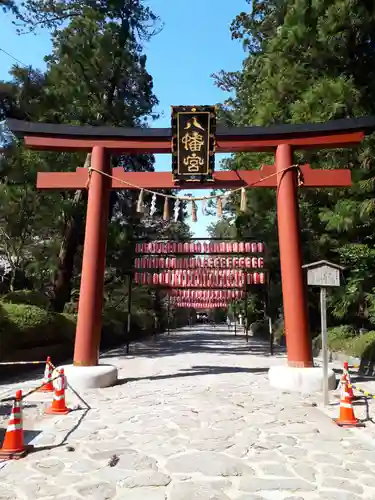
[238,242,245,253]
[258,257,264,269]
[244,242,251,253]
[260,272,265,284]
[254,272,259,284]
[257,242,264,253]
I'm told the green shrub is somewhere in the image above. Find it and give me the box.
[337,331,375,359]
[53,313,77,342]
[0,298,177,361]
[0,303,79,358]
[327,325,356,352]
[312,325,357,354]
[63,302,78,314]
[2,290,50,309]
[273,319,285,345]
[313,326,375,363]
[251,320,269,339]
[0,302,56,352]
[312,334,322,354]
[132,308,155,332]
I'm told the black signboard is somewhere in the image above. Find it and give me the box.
[171,105,216,182]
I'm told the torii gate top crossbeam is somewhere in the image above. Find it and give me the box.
[6,116,375,153]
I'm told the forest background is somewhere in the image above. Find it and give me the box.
[1,0,375,365]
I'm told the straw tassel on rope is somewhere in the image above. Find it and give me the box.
[137,189,144,213]
[217,196,223,217]
[240,187,247,212]
[173,199,180,222]
[191,201,197,222]
[201,198,207,215]
[150,193,157,216]
[163,197,170,220]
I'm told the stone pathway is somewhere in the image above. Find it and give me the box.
[0,325,375,499]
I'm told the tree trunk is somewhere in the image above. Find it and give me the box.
[49,154,90,312]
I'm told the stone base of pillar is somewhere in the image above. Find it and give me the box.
[59,364,118,391]
[268,365,337,393]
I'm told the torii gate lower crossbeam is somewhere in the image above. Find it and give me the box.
[7,116,375,392]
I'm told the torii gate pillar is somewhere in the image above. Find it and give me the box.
[73,146,111,367]
[275,144,312,368]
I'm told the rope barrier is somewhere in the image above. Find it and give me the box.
[20,374,61,401]
[348,383,375,400]
[88,164,302,202]
[0,374,61,404]
[0,361,45,366]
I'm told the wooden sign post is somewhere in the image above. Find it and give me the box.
[302,260,345,405]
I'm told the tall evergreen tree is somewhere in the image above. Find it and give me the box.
[212,0,375,329]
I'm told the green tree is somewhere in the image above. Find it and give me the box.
[1,0,162,308]
[212,0,375,331]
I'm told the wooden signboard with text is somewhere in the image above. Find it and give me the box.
[171,105,216,182]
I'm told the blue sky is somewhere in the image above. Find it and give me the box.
[0,0,248,236]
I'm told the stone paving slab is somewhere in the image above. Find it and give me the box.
[0,325,374,498]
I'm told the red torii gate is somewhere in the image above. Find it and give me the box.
[6,116,375,377]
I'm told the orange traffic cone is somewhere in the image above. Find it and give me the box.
[38,357,54,392]
[343,362,354,401]
[0,390,31,459]
[45,369,70,415]
[334,380,364,428]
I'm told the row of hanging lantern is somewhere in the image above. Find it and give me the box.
[171,296,230,303]
[134,271,266,287]
[174,302,229,309]
[135,241,264,255]
[134,256,264,270]
[167,289,246,299]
